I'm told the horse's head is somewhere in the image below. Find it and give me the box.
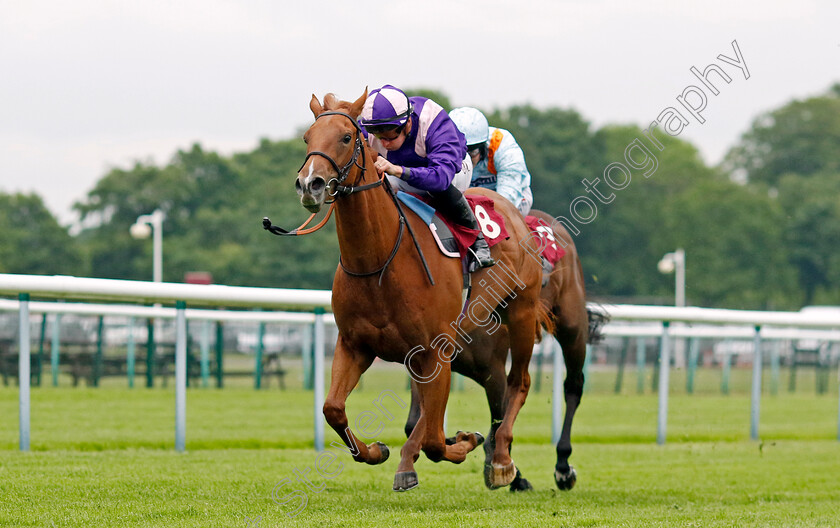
[296,89,368,213]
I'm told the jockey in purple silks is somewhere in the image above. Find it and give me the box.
[359,84,495,272]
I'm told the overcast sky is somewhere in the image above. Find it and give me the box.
[2,0,838,223]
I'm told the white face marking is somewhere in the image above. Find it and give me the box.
[304,161,317,187]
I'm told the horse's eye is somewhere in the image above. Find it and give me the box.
[342,134,352,144]
[302,136,308,144]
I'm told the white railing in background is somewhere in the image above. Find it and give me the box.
[598,305,839,445]
[1,274,839,452]
[1,274,332,453]
[0,298,336,323]
[0,274,331,308]
[604,304,839,328]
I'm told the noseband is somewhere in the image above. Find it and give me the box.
[296,111,384,197]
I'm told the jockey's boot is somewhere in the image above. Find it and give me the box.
[430,184,496,272]
[468,234,495,273]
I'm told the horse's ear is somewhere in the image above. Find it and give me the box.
[310,94,323,118]
[348,87,368,119]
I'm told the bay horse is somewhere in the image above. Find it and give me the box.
[405,210,604,491]
[294,90,552,491]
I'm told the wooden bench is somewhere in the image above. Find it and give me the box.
[789,341,832,394]
[0,337,286,389]
[0,339,43,386]
[154,345,204,387]
[258,351,287,389]
[217,351,287,389]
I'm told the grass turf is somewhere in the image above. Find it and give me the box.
[1,363,839,527]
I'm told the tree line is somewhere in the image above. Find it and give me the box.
[2,85,839,309]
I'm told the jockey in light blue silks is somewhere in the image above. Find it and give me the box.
[359,85,495,271]
[449,107,534,216]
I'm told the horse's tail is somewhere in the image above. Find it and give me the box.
[535,300,556,343]
[586,304,610,344]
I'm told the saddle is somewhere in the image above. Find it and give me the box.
[396,192,566,286]
[395,192,507,263]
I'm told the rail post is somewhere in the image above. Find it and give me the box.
[686,337,699,394]
[18,293,31,451]
[313,307,325,451]
[146,318,155,388]
[551,338,564,444]
[254,320,265,389]
[199,320,210,388]
[175,301,187,452]
[750,325,763,440]
[127,316,135,388]
[93,315,104,387]
[636,337,646,394]
[51,312,61,387]
[302,322,313,390]
[36,313,46,386]
[657,321,671,445]
[215,321,224,388]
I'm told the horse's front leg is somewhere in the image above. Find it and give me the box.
[322,336,389,465]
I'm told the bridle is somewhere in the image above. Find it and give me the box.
[296,111,377,198]
[262,111,382,236]
[262,109,435,285]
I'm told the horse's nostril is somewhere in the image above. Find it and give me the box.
[295,178,303,194]
[310,177,325,193]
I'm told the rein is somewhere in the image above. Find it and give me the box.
[262,109,435,285]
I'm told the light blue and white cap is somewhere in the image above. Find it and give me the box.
[449,107,489,146]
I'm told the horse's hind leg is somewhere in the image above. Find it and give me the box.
[471,332,532,491]
[404,380,422,438]
[483,360,533,491]
[489,305,537,489]
[419,362,483,463]
[396,379,431,491]
[322,337,389,466]
[405,378,463,447]
[553,301,588,490]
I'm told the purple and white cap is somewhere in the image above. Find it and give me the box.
[359,84,413,129]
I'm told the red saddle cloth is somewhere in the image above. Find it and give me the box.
[445,195,509,254]
[524,216,566,265]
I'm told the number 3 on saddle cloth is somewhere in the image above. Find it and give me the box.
[523,216,566,268]
[395,192,566,285]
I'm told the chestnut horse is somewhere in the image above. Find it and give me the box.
[405,210,604,491]
[295,90,552,491]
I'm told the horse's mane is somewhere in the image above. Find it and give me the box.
[310,89,367,120]
[322,93,353,113]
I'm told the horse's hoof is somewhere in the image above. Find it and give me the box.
[484,461,516,489]
[509,469,533,492]
[393,471,419,492]
[373,441,389,464]
[453,431,484,447]
[554,466,577,490]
